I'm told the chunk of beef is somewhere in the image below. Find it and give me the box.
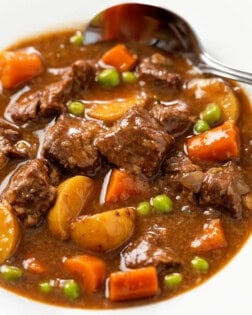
[1,159,57,227]
[199,162,249,218]
[95,107,174,177]
[8,77,72,122]
[0,118,36,161]
[121,234,181,269]
[163,153,204,193]
[43,114,104,176]
[164,154,201,174]
[151,101,194,137]
[8,60,95,123]
[71,59,95,93]
[138,53,181,89]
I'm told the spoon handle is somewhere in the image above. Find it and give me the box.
[199,52,252,85]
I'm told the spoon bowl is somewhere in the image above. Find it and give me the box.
[84,3,252,84]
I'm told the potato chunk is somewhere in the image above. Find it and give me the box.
[88,96,145,123]
[186,78,239,121]
[70,207,136,252]
[0,202,21,264]
[48,176,94,240]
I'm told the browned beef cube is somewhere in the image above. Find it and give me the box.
[199,162,249,218]
[95,107,174,177]
[151,101,194,137]
[8,77,72,122]
[8,60,95,123]
[138,53,181,89]
[121,234,181,269]
[0,118,37,161]
[43,114,104,176]
[71,59,95,93]
[163,153,204,193]
[1,159,56,227]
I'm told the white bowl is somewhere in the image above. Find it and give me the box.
[0,1,251,314]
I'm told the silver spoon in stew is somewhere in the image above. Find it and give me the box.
[83,2,252,85]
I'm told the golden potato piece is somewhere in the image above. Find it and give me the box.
[70,207,136,252]
[0,202,21,264]
[48,176,94,240]
[186,78,239,121]
[88,96,145,122]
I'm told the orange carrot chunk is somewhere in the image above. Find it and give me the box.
[191,218,227,252]
[0,50,44,89]
[187,120,239,162]
[105,169,146,203]
[110,267,158,302]
[101,44,138,72]
[63,255,106,293]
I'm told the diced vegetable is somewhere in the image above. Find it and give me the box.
[152,194,173,214]
[97,68,120,87]
[100,44,138,72]
[39,281,53,294]
[48,176,94,240]
[22,257,45,273]
[0,265,23,281]
[67,101,85,116]
[0,50,44,89]
[109,267,158,302]
[191,256,209,273]
[122,71,138,83]
[186,78,239,121]
[136,201,151,216]
[105,169,145,203]
[193,120,210,134]
[69,31,84,45]
[190,219,227,252]
[70,207,136,252]
[187,120,240,162]
[0,202,21,264]
[63,255,106,293]
[201,103,222,127]
[63,279,80,300]
[88,96,144,123]
[163,273,183,289]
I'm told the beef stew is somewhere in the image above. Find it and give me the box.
[0,28,251,309]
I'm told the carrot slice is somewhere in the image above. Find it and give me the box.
[63,255,106,293]
[0,50,44,89]
[105,169,146,203]
[187,120,239,162]
[191,219,227,252]
[109,267,158,302]
[101,44,138,72]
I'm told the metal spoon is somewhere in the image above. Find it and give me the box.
[83,3,252,85]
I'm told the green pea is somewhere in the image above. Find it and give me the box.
[97,69,120,88]
[63,279,80,300]
[152,194,173,213]
[193,119,210,134]
[136,201,151,216]
[201,103,222,126]
[122,71,138,83]
[191,256,209,273]
[69,31,84,45]
[164,273,183,289]
[0,265,23,281]
[68,101,85,116]
[39,281,53,294]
